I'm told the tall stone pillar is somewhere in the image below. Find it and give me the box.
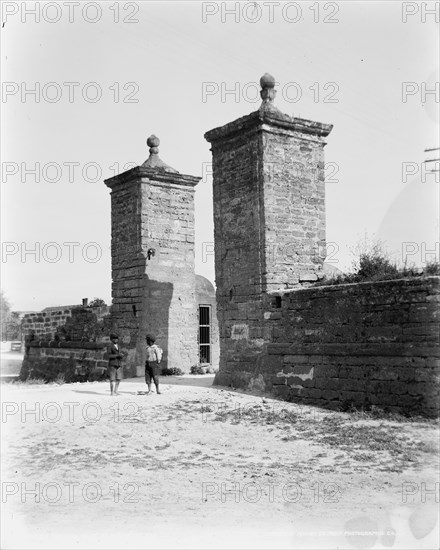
[204,74,333,387]
[104,136,201,376]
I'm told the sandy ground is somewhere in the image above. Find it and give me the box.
[1,375,439,550]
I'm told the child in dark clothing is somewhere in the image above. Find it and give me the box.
[108,333,123,396]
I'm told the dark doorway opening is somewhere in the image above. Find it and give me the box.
[199,305,211,364]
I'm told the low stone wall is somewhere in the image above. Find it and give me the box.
[215,276,440,417]
[22,306,112,343]
[20,342,109,383]
[21,309,76,341]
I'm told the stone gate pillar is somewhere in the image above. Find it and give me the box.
[104,136,201,376]
[204,73,333,387]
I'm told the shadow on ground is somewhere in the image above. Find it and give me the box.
[123,374,216,389]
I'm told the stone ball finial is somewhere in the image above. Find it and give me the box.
[147,134,160,154]
[260,73,276,89]
[260,73,277,104]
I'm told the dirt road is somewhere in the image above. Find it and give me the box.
[1,376,438,549]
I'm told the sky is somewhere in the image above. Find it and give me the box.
[1,0,439,311]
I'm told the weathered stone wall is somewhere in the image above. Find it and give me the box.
[107,177,143,376]
[21,308,76,341]
[21,305,111,342]
[22,307,111,344]
[207,123,266,376]
[205,105,332,379]
[20,342,108,382]
[105,148,201,376]
[210,127,264,300]
[139,178,199,373]
[215,276,440,417]
[206,75,439,416]
[263,129,326,287]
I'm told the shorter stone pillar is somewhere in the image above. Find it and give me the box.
[104,136,201,375]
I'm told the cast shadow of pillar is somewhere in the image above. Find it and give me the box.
[136,273,173,374]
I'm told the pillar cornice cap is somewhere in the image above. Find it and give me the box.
[205,109,333,144]
[104,166,201,189]
[104,133,201,189]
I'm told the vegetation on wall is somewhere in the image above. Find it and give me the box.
[317,239,440,286]
[89,298,107,308]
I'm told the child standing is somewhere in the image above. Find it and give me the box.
[108,333,123,396]
[145,334,163,394]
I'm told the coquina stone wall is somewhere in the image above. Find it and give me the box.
[21,305,111,342]
[206,74,439,416]
[20,307,114,382]
[215,276,440,417]
[21,308,76,340]
[20,342,108,382]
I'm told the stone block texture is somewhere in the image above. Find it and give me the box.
[21,308,76,340]
[205,97,332,387]
[205,76,439,416]
[266,277,440,417]
[21,343,108,383]
[104,147,201,376]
